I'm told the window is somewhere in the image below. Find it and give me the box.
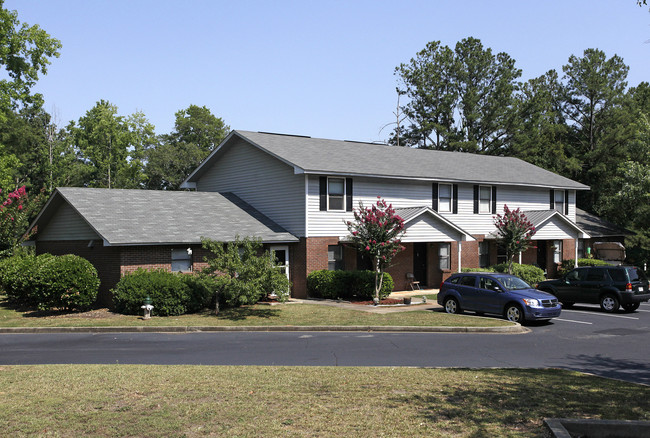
[439,243,451,270]
[577,239,585,259]
[459,276,476,286]
[438,183,452,213]
[327,178,345,211]
[552,240,562,264]
[497,244,507,265]
[479,241,490,268]
[328,245,344,270]
[479,186,492,213]
[480,277,500,291]
[554,190,565,213]
[586,268,605,282]
[171,248,192,272]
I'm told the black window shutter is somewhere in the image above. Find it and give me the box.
[452,184,458,214]
[549,189,555,210]
[473,185,479,214]
[319,177,327,211]
[432,183,439,212]
[564,190,569,215]
[491,186,497,214]
[345,178,353,212]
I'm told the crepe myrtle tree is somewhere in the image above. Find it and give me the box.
[493,205,536,275]
[0,186,41,258]
[345,197,405,303]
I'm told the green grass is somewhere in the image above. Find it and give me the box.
[0,297,509,328]
[0,365,647,437]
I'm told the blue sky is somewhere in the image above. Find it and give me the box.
[7,0,650,142]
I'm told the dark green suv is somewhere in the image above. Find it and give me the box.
[537,266,650,312]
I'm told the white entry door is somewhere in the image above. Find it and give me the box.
[270,245,290,281]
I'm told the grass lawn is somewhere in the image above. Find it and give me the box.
[0,365,647,437]
[0,298,509,328]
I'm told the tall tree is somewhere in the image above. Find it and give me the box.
[561,48,632,208]
[0,0,61,116]
[145,105,229,190]
[67,100,131,189]
[393,37,521,153]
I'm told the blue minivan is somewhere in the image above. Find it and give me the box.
[437,272,561,323]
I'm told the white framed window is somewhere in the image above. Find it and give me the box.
[171,248,192,272]
[577,239,585,259]
[554,190,565,213]
[552,240,563,264]
[327,245,344,270]
[479,241,490,268]
[438,183,452,213]
[327,177,345,211]
[479,186,492,214]
[439,243,451,270]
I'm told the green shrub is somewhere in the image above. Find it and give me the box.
[0,254,55,308]
[560,258,610,272]
[461,267,495,273]
[307,270,393,300]
[180,274,218,313]
[112,269,190,316]
[492,263,546,285]
[32,254,100,311]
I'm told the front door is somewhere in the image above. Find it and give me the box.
[269,246,290,281]
[537,241,547,274]
[413,242,428,287]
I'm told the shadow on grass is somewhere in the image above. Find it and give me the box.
[390,369,650,436]
[215,306,281,321]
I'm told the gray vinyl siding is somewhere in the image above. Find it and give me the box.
[37,202,100,241]
[307,176,578,238]
[196,138,305,236]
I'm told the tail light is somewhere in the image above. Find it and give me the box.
[439,282,444,290]
[625,283,633,291]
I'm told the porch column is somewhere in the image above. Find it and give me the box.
[457,241,462,272]
[574,237,579,267]
[518,252,522,264]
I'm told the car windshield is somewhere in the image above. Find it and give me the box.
[499,276,531,290]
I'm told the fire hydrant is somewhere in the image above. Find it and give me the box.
[141,296,154,319]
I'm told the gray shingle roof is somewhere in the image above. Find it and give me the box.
[576,208,631,238]
[36,188,298,245]
[186,130,589,190]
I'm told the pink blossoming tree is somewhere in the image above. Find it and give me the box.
[346,197,406,302]
[0,186,39,257]
[493,205,537,274]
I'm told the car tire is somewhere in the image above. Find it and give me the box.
[505,304,524,323]
[600,294,620,313]
[444,297,461,315]
[622,302,640,313]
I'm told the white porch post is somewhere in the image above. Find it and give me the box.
[574,237,579,268]
[457,241,462,272]
[518,252,522,264]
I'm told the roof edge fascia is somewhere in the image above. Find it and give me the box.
[300,170,590,191]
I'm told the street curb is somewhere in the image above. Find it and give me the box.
[0,324,527,334]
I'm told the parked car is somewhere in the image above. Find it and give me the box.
[437,272,561,323]
[537,265,650,313]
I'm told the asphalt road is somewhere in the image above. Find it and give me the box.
[1,302,649,384]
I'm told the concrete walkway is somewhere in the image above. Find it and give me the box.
[290,289,440,314]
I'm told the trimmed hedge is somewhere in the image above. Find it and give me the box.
[112,269,192,316]
[0,254,99,311]
[560,258,610,272]
[307,270,394,300]
[460,263,546,286]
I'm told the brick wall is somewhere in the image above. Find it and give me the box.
[385,244,413,291]
[36,240,121,307]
